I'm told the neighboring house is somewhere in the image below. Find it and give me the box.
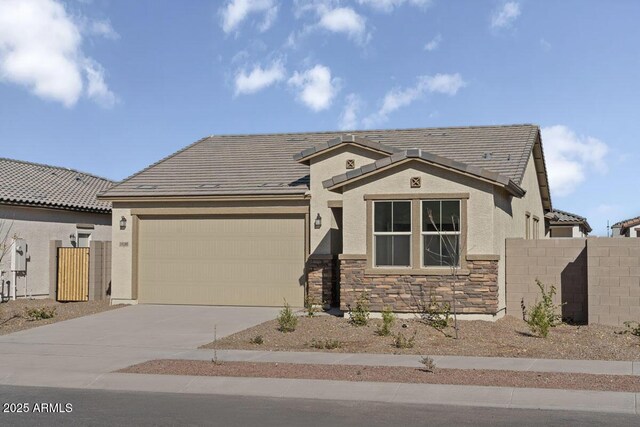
[545,209,591,237]
[0,158,113,299]
[99,124,552,319]
[611,216,640,237]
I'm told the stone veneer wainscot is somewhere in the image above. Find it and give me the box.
[339,256,499,314]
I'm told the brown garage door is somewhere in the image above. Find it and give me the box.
[137,215,305,306]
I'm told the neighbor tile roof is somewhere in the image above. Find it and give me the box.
[545,209,592,233]
[0,158,114,213]
[612,216,640,230]
[99,124,541,199]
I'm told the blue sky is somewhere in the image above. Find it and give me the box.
[0,0,638,235]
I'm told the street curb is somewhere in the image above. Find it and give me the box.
[85,373,639,415]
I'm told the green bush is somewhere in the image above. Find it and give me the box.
[24,306,56,321]
[349,292,370,326]
[309,338,341,350]
[376,306,396,336]
[524,280,564,338]
[420,356,436,373]
[277,300,298,333]
[420,294,451,330]
[393,330,416,349]
[621,321,640,337]
[249,335,264,345]
[304,294,318,317]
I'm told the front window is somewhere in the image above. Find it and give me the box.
[422,200,461,267]
[373,201,411,267]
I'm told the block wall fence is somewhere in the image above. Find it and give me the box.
[505,238,640,326]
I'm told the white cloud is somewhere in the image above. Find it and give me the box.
[318,7,367,42]
[220,0,278,34]
[357,0,432,13]
[364,73,465,126]
[234,60,286,95]
[0,0,116,107]
[541,125,609,197]
[491,2,521,29]
[83,59,117,107]
[293,2,369,44]
[424,33,441,51]
[288,64,339,111]
[339,93,362,130]
[88,19,119,40]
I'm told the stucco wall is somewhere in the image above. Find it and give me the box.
[309,145,384,255]
[493,154,547,312]
[340,161,496,256]
[0,205,111,298]
[110,206,134,303]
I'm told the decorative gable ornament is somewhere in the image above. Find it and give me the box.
[346,159,355,169]
[410,177,422,188]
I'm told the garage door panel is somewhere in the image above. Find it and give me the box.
[138,216,305,306]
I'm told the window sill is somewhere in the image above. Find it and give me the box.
[364,267,470,276]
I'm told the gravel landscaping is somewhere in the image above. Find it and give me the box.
[120,360,640,393]
[205,315,640,361]
[0,299,123,335]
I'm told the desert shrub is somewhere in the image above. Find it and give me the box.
[376,306,396,336]
[420,356,436,373]
[304,295,318,317]
[310,338,341,350]
[393,330,416,349]
[621,321,640,337]
[524,280,564,338]
[277,300,298,333]
[249,335,264,345]
[24,306,56,321]
[420,294,451,330]
[348,292,370,327]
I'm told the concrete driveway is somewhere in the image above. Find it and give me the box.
[0,304,279,388]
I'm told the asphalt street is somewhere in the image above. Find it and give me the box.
[0,385,636,427]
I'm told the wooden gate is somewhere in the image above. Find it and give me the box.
[57,247,89,301]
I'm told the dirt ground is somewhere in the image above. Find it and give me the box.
[0,299,123,335]
[120,359,640,393]
[205,315,640,361]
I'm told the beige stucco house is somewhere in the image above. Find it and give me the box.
[0,158,113,299]
[545,209,591,238]
[611,216,640,237]
[99,124,552,319]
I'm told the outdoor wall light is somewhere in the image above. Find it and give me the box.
[119,216,127,230]
[69,233,76,245]
[314,213,322,229]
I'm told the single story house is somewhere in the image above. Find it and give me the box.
[0,158,113,299]
[545,209,591,237]
[99,124,552,319]
[611,216,640,237]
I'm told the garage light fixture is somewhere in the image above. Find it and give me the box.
[69,233,76,245]
[314,213,322,229]
[119,216,127,230]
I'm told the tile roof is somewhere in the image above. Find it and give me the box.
[322,148,526,197]
[545,208,592,233]
[612,216,640,230]
[99,124,542,199]
[0,158,114,213]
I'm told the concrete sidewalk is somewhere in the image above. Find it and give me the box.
[173,349,640,376]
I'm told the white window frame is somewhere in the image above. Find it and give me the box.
[420,200,462,268]
[76,231,92,248]
[372,200,412,268]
